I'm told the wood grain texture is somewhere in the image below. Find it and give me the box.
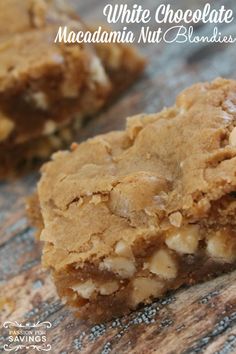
[1,1,236,353]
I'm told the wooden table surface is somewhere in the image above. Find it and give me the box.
[1,1,236,353]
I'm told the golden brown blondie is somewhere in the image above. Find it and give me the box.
[0,0,145,177]
[30,78,236,322]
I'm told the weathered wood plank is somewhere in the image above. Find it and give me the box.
[1,269,235,354]
[1,0,236,353]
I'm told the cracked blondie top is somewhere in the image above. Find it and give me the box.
[0,0,145,177]
[32,78,236,322]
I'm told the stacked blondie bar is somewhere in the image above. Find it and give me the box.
[0,0,145,177]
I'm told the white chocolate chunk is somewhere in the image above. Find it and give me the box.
[169,212,183,228]
[90,56,108,84]
[131,277,164,306]
[145,249,177,280]
[72,293,77,301]
[32,92,49,110]
[43,120,57,135]
[229,127,236,147]
[71,280,96,299]
[99,281,119,295]
[71,279,119,298]
[90,194,102,205]
[115,240,134,259]
[0,114,15,142]
[99,256,136,278]
[207,230,236,263]
[61,296,68,305]
[165,225,200,254]
[31,0,47,28]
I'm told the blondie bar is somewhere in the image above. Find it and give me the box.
[30,78,236,322]
[0,0,145,177]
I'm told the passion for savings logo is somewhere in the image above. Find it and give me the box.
[2,321,52,352]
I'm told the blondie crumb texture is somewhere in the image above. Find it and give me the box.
[31,78,236,322]
[0,0,145,178]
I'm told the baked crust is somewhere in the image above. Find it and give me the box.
[0,0,145,177]
[31,78,236,322]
